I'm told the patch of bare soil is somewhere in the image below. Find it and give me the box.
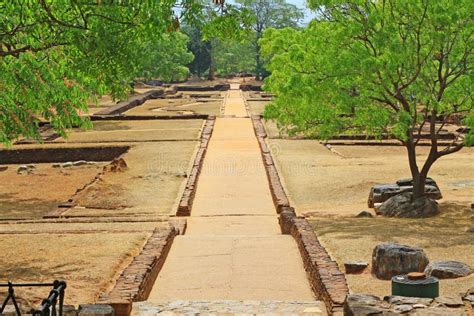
[0,232,149,306]
[126,98,222,117]
[270,139,474,296]
[72,141,197,217]
[310,202,473,296]
[0,164,103,219]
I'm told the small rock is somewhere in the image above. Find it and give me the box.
[62,162,73,168]
[103,158,127,173]
[26,164,35,169]
[17,165,29,174]
[52,163,61,168]
[355,211,374,218]
[372,243,429,280]
[0,166,8,172]
[396,177,438,188]
[466,226,474,233]
[63,305,78,316]
[344,261,369,274]
[435,295,464,307]
[386,296,433,306]
[463,295,474,303]
[78,304,114,316]
[343,294,385,316]
[413,304,427,309]
[425,260,472,279]
[73,160,88,166]
[394,304,413,313]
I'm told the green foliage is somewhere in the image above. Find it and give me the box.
[140,32,194,82]
[262,0,473,147]
[214,38,256,76]
[0,1,240,145]
[183,26,212,77]
[235,0,304,79]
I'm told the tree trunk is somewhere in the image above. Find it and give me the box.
[255,31,262,81]
[256,48,262,81]
[405,137,424,199]
[208,40,215,81]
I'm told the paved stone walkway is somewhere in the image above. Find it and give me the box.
[138,85,325,314]
[134,300,326,315]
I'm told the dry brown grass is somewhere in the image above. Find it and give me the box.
[0,164,104,219]
[72,141,197,216]
[55,120,203,143]
[0,232,149,306]
[270,139,474,296]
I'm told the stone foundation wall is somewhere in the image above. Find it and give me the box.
[175,84,230,91]
[95,90,164,115]
[98,227,177,316]
[0,146,130,165]
[177,116,216,216]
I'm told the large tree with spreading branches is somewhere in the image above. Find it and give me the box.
[261,0,473,215]
[0,0,242,145]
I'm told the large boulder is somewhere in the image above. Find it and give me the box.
[368,178,442,208]
[372,243,429,280]
[376,192,439,218]
[425,261,472,279]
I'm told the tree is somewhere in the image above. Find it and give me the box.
[183,0,250,80]
[236,0,303,80]
[261,0,473,213]
[183,26,212,77]
[140,32,194,82]
[0,1,240,145]
[214,38,256,76]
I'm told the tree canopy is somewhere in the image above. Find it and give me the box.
[0,1,242,145]
[262,0,473,198]
[237,0,304,79]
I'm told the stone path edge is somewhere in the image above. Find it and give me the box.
[98,225,179,316]
[95,90,164,115]
[176,116,216,216]
[248,113,349,316]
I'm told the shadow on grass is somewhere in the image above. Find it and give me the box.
[309,202,472,249]
[0,193,60,219]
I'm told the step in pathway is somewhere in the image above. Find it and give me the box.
[135,84,327,315]
[134,300,326,315]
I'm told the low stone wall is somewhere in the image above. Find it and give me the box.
[176,116,216,216]
[0,146,130,165]
[281,212,349,315]
[247,112,349,315]
[344,293,474,315]
[175,84,230,91]
[95,90,164,115]
[251,116,290,212]
[89,114,209,121]
[98,227,177,316]
[240,84,263,91]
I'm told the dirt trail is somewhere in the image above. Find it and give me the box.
[144,86,324,310]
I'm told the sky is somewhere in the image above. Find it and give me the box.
[286,0,316,24]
